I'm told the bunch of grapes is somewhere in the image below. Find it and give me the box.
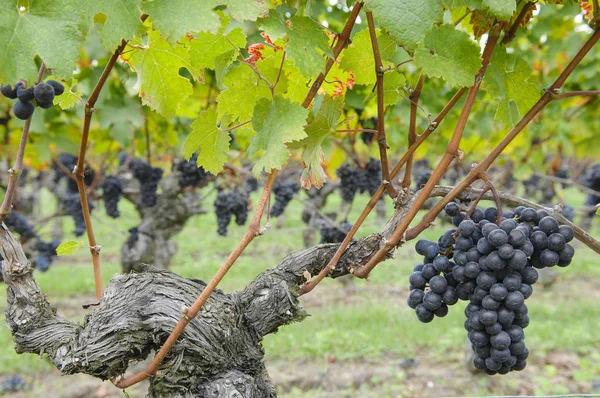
[0,375,28,393]
[1,79,64,120]
[52,153,95,191]
[63,193,93,236]
[320,220,352,243]
[360,117,378,145]
[583,164,600,215]
[127,158,163,208]
[3,211,37,241]
[336,164,362,204]
[100,176,123,218]
[271,179,299,217]
[175,154,212,189]
[358,158,382,196]
[407,202,575,375]
[412,159,432,190]
[33,239,60,272]
[214,190,249,236]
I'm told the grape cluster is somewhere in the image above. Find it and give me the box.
[3,211,37,240]
[336,159,382,204]
[1,79,64,120]
[359,158,382,196]
[100,176,123,218]
[320,220,352,243]
[128,158,163,208]
[583,164,600,215]
[64,193,88,236]
[3,211,60,272]
[360,117,378,145]
[214,190,249,236]
[175,154,212,189]
[407,203,575,375]
[336,164,361,204]
[52,153,96,192]
[0,375,28,393]
[33,239,60,272]
[412,159,432,190]
[271,179,299,217]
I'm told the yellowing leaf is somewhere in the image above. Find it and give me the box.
[123,30,201,118]
[340,29,397,86]
[414,24,482,87]
[248,95,309,175]
[259,11,334,77]
[56,241,80,256]
[217,63,272,122]
[297,96,344,189]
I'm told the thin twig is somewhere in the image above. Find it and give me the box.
[223,120,252,132]
[402,72,425,189]
[335,128,379,134]
[366,11,398,199]
[551,90,600,100]
[113,172,278,389]
[501,2,535,45]
[77,40,128,301]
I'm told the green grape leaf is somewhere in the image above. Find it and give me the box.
[443,0,480,9]
[216,63,272,122]
[56,241,81,256]
[297,95,344,189]
[214,50,238,86]
[339,29,397,86]
[259,11,334,77]
[482,0,516,19]
[97,96,144,148]
[142,0,221,43]
[248,95,309,175]
[189,28,246,70]
[226,0,268,22]
[414,24,482,87]
[484,50,540,128]
[183,110,231,174]
[123,30,200,118]
[50,78,82,110]
[0,0,86,83]
[364,0,443,51]
[84,0,144,51]
[382,70,406,106]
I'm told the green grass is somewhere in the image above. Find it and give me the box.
[1,187,599,396]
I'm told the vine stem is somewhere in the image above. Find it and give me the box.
[533,172,600,198]
[76,40,128,301]
[298,86,467,295]
[366,11,398,199]
[501,2,536,45]
[0,63,46,222]
[402,72,425,189]
[114,172,278,389]
[551,90,600,99]
[301,2,363,108]
[402,29,600,243]
[479,174,503,224]
[353,23,504,279]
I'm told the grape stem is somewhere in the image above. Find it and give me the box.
[532,172,600,198]
[479,174,504,224]
[298,86,467,295]
[464,182,491,220]
[402,72,425,190]
[51,157,78,182]
[113,171,278,389]
[0,62,46,222]
[429,186,600,255]
[551,90,600,99]
[366,11,398,199]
